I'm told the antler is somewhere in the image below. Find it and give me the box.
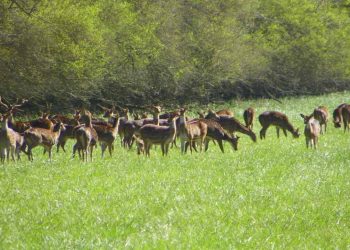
[0,96,9,110]
[97,104,109,111]
[12,98,28,109]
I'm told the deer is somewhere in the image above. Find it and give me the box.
[216,109,234,117]
[243,107,255,130]
[341,105,350,132]
[259,111,300,139]
[73,111,98,161]
[93,115,119,157]
[188,118,239,153]
[139,115,177,157]
[205,110,257,142]
[177,108,207,154]
[0,113,25,163]
[312,106,329,134]
[118,108,130,147]
[56,111,81,153]
[24,121,65,161]
[333,103,349,128]
[300,114,321,149]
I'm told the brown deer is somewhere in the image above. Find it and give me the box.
[205,110,257,142]
[333,103,349,128]
[0,113,25,162]
[259,111,300,139]
[313,106,329,134]
[341,105,350,132]
[24,121,65,161]
[178,108,207,153]
[93,115,119,157]
[56,111,81,153]
[139,116,177,157]
[216,109,234,117]
[300,114,321,149]
[73,111,98,161]
[196,119,239,153]
[243,107,255,130]
[118,108,130,146]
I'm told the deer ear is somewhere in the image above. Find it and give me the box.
[300,114,305,119]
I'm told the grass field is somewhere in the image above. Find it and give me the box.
[1,92,350,249]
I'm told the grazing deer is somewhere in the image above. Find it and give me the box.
[259,111,300,139]
[24,121,65,161]
[313,106,329,134]
[333,103,349,128]
[73,111,98,161]
[341,105,350,132]
[178,108,207,153]
[93,115,119,157]
[206,110,257,142]
[0,113,24,162]
[216,109,234,117]
[139,116,177,157]
[300,114,321,149]
[200,119,239,153]
[243,107,255,130]
[133,135,145,155]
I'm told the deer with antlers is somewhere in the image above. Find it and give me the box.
[259,111,300,139]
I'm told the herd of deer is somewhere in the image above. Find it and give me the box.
[0,96,349,162]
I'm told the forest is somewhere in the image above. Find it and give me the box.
[1,0,350,112]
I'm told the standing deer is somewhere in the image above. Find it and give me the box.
[93,115,119,157]
[341,105,350,132]
[0,113,24,162]
[73,111,98,161]
[24,121,65,161]
[259,111,300,139]
[313,106,329,134]
[178,108,207,154]
[205,110,256,142]
[243,107,255,130]
[333,103,349,128]
[139,116,177,157]
[300,114,321,149]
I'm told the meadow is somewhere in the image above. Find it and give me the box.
[1,92,350,249]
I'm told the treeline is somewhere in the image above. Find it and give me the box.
[1,0,350,112]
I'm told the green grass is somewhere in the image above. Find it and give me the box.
[1,92,350,249]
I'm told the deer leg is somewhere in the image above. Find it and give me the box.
[101,143,107,158]
[282,128,287,137]
[217,140,224,153]
[180,138,186,154]
[108,144,113,157]
[90,146,93,162]
[48,147,52,161]
[260,126,267,139]
[204,139,209,152]
[276,127,280,138]
[10,146,15,162]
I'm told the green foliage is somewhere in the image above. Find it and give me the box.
[1,0,350,109]
[1,92,350,248]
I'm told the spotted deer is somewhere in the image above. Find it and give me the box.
[259,111,300,139]
[24,121,65,161]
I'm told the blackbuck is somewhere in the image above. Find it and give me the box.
[341,105,350,132]
[300,114,321,149]
[0,113,25,162]
[73,111,98,161]
[178,108,207,153]
[243,107,255,130]
[24,121,65,161]
[205,110,256,142]
[139,116,177,157]
[313,106,329,134]
[333,103,349,128]
[259,111,300,139]
[93,115,119,157]
[216,109,234,117]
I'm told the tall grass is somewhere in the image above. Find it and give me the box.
[1,92,350,248]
